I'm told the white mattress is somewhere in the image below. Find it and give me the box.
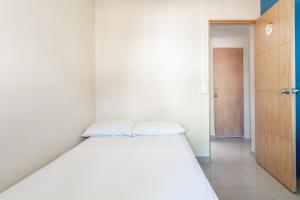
[0,135,218,200]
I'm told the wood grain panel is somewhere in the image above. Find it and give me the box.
[255,0,296,192]
[214,48,244,137]
[277,137,294,187]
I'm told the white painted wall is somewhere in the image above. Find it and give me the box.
[0,0,95,192]
[95,0,260,156]
[210,25,254,139]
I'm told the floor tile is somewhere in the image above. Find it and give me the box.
[265,189,300,200]
[204,162,257,189]
[237,162,284,189]
[199,138,300,200]
[210,139,255,163]
[215,189,272,200]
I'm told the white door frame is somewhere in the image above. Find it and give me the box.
[208,20,256,153]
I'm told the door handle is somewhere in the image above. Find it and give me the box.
[280,88,290,94]
[279,88,300,95]
[214,93,219,98]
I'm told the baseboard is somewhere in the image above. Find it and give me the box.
[196,156,210,165]
[214,135,245,138]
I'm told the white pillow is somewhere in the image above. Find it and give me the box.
[133,121,185,136]
[81,120,134,137]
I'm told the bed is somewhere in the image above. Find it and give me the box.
[0,134,218,200]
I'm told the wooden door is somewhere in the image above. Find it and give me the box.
[214,48,244,137]
[255,0,296,192]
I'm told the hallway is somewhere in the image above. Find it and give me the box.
[200,138,300,200]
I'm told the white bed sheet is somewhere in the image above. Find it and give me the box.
[0,135,218,200]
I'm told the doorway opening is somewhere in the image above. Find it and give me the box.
[209,22,256,150]
[208,1,298,192]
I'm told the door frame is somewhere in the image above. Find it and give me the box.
[208,20,256,154]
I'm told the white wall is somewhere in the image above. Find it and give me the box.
[95,0,260,156]
[210,25,254,139]
[0,0,95,192]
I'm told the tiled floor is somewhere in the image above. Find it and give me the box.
[199,138,300,200]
